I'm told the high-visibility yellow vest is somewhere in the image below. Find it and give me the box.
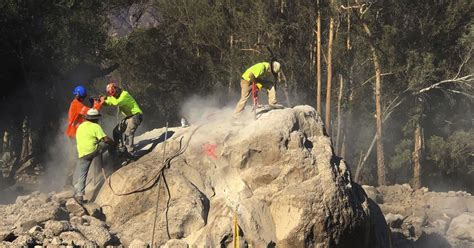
[241,62,270,81]
[105,90,142,117]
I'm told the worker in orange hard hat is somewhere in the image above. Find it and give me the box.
[100,82,143,155]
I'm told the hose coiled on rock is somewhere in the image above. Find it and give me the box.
[106,124,204,196]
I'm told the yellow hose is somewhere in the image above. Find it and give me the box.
[233,210,240,248]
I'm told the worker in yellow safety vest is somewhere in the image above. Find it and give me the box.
[234,61,281,114]
[100,82,143,155]
[74,108,114,201]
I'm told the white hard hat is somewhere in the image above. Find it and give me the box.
[272,61,281,73]
[84,108,101,120]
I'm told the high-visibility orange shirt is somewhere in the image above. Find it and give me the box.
[65,98,103,138]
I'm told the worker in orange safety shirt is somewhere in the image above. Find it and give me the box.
[64,85,104,188]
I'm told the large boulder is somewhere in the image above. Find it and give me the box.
[59,231,95,246]
[43,220,72,237]
[446,212,474,242]
[96,106,390,247]
[75,224,116,246]
[51,190,75,204]
[65,198,86,217]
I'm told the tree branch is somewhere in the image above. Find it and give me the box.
[239,48,263,54]
[455,47,472,78]
[361,72,394,86]
[417,74,474,94]
[443,88,474,98]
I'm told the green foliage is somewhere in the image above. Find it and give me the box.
[0,0,109,79]
[105,27,210,124]
[0,0,111,167]
[0,0,472,191]
[390,139,413,170]
[427,131,474,175]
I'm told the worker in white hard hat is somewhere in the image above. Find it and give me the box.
[74,108,114,201]
[234,60,282,114]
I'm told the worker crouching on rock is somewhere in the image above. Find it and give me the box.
[234,60,282,114]
[101,82,143,155]
[74,108,114,201]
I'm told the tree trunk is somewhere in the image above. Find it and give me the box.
[279,71,291,107]
[336,74,344,154]
[340,133,346,158]
[21,117,31,161]
[354,98,402,183]
[362,22,385,186]
[412,124,423,189]
[355,135,376,182]
[341,12,352,161]
[7,125,24,181]
[228,34,234,94]
[316,6,322,114]
[0,129,3,155]
[325,13,334,134]
[346,11,352,50]
[3,130,11,151]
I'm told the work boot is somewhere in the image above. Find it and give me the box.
[118,145,127,155]
[268,103,284,109]
[126,145,135,155]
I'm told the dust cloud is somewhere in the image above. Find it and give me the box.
[38,117,74,192]
[180,95,234,125]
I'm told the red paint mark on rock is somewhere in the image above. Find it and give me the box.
[203,143,218,160]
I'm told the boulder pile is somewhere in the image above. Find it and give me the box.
[0,190,120,246]
[363,184,474,247]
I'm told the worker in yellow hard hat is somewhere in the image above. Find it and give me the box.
[234,61,281,114]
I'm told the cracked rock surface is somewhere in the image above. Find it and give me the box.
[1,106,392,247]
[96,106,389,247]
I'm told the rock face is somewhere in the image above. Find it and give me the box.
[96,106,389,247]
[371,184,474,247]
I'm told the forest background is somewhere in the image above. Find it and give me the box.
[0,0,472,192]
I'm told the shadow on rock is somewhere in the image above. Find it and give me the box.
[133,130,175,159]
[415,233,451,248]
[392,231,452,248]
[346,183,391,248]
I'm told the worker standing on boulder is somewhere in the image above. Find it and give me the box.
[101,82,143,155]
[234,60,282,114]
[74,108,114,201]
[65,85,104,189]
